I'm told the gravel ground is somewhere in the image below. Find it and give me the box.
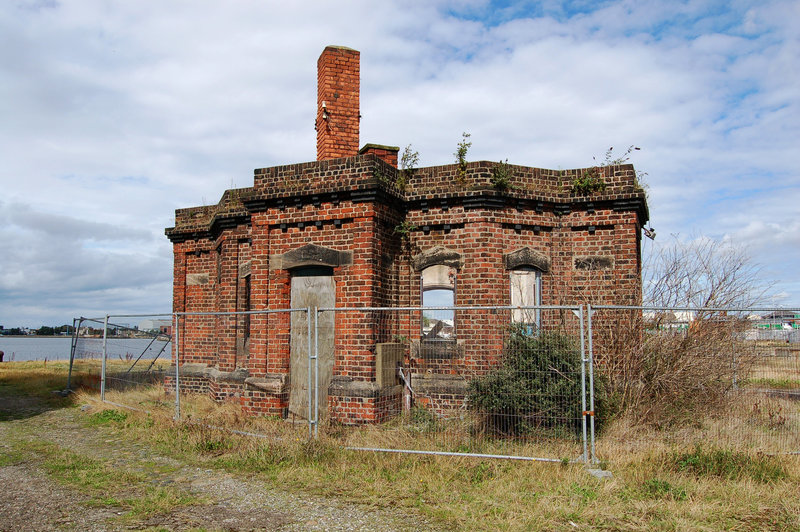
[0,394,444,531]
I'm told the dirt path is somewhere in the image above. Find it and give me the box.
[0,394,442,531]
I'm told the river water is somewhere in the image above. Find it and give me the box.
[0,337,172,362]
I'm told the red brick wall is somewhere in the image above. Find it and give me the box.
[167,155,647,423]
[359,144,399,167]
[317,46,360,161]
[182,248,216,366]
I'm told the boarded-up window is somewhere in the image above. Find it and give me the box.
[510,267,541,333]
[421,264,456,339]
[242,274,251,340]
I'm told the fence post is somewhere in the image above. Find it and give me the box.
[100,315,109,402]
[586,304,597,464]
[66,317,82,392]
[313,307,320,438]
[174,313,181,420]
[577,306,588,464]
[307,307,314,439]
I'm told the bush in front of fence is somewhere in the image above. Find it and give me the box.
[467,327,604,437]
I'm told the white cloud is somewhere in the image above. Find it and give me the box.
[1,0,798,326]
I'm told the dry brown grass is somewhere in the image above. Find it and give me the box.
[69,380,800,531]
[597,391,799,459]
[0,360,74,399]
[7,361,799,530]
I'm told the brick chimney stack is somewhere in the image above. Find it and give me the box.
[316,46,360,161]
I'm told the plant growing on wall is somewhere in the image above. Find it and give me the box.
[491,159,514,191]
[454,132,472,180]
[571,167,607,195]
[571,145,648,196]
[373,166,389,187]
[398,144,420,192]
[394,220,417,239]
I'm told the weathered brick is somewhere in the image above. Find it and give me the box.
[163,46,649,424]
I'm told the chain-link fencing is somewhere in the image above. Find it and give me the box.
[317,306,591,463]
[71,305,799,462]
[67,315,172,397]
[589,305,800,456]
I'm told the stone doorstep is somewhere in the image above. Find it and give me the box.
[410,373,468,395]
[169,364,249,384]
[244,374,288,394]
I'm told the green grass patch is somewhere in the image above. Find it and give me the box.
[743,377,800,390]
[669,445,788,483]
[116,486,203,520]
[0,448,26,466]
[640,478,688,501]
[3,435,201,523]
[88,408,128,425]
[41,444,143,492]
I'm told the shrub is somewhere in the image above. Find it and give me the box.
[491,159,513,190]
[571,167,606,195]
[468,328,604,436]
[595,312,756,425]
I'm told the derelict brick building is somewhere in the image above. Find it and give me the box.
[165,46,649,423]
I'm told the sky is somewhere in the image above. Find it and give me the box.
[1,0,798,327]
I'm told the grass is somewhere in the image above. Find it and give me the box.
[88,408,128,425]
[0,360,73,398]
[743,377,800,390]
[82,388,800,530]
[746,353,800,387]
[0,363,203,524]
[3,435,203,521]
[3,361,800,530]
[669,445,787,482]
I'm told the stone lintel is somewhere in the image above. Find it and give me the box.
[270,243,353,270]
[169,364,249,383]
[205,367,249,384]
[503,247,551,272]
[186,273,209,286]
[411,373,467,395]
[328,376,402,398]
[574,255,614,271]
[170,363,208,377]
[412,245,463,271]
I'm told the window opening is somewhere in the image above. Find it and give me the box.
[420,265,456,339]
[510,266,541,335]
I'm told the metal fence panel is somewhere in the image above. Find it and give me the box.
[68,315,171,397]
[590,305,800,455]
[318,306,590,463]
[72,303,799,463]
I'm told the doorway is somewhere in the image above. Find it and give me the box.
[289,266,335,420]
